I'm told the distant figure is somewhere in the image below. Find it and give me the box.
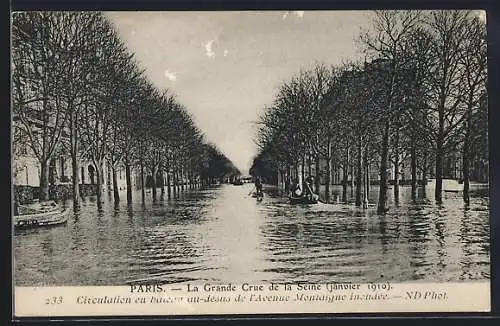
[255,176,263,195]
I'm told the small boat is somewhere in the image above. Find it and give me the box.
[289,195,318,205]
[232,180,244,186]
[252,192,264,201]
[14,208,70,229]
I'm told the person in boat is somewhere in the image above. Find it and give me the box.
[303,176,319,202]
[290,179,302,197]
[254,176,263,195]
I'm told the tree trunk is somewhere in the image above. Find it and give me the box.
[364,152,369,207]
[125,162,132,204]
[422,151,428,186]
[173,169,178,195]
[410,142,417,201]
[377,119,390,214]
[393,163,399,204]
[315,155,320,194]
[350,164,354,197]
[301,155,305,183]
[151,166,158,202]
[277,169,283,190]
[463,148,470,205]
[308,155,312,178]
[377,63,397,213]
[177,171,181,193]
[112,165,119,204]
[107,161,112,193]
[70,111,80,210]
[49,158,56,186]
[39,159,50,201]
[422,151,428,198]
[325,141,332,202]
[167,170,172,198]
[435,109,445,204]
[463,114,472,205]
[325,156,331,203]
[71,152,80,210]
[366,164,370,197]
[160,168,165,197]
[179,171,183,193]
[355,136,362,206]
[342,147,349,202]
[182,167,186,191]
[95,162,104,210]
[184,167,188,191]
[140,161,145,203]
[393,129,400,203]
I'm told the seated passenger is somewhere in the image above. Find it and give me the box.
[290,179,302,197]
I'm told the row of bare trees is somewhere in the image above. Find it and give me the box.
[12,12,239,210]
[252,10,487,212]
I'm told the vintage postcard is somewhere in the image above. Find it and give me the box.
[11,10,490,317]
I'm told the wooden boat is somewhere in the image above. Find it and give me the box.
[289,195,318,205]
[14,208,70,229]
[232,180,244,186]
[252,192,264,201]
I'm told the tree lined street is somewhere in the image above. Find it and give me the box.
[12,12,240,211]
[251,10,487,213]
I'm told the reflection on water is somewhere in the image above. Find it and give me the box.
[14,184,490,285]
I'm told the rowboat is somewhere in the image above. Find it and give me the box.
[252,192,264,201]
[14,208,70,229]
[289,195,318,205]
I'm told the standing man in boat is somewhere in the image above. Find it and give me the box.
[254,176,263,195]
[303,176,319,202]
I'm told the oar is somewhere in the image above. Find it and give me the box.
[247,185,256,196]
[319,199,336,205]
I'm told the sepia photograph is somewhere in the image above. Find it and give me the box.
[11,9,490,315]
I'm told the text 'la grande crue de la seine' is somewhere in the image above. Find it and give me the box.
[74,283,449,305]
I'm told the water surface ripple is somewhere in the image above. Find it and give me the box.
[14,184,490,285]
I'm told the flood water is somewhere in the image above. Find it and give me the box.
[13,183,490,286]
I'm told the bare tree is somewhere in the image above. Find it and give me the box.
[424,10,471,203]
[359,10,422,212]
[50,12,108,209]
[12,12,71,201]
[456,15,487,204]
[79,16,132,209]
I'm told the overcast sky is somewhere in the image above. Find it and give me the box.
[105,11,375,173]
